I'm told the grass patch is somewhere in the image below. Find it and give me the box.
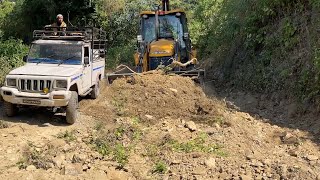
[89,125,140,168]
[92,138,112,156]
[94,121,105,131]
[153,161,167,174]
[114,126,125,138]
[0,120,9,129]
[17,143,55,170]
[57,130,76,142]
[114,144,129,167]
[144,144,160,158]
[167,133,227,156]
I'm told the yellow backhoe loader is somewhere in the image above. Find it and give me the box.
[107,0,204,83]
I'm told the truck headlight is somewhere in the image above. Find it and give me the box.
[6,79,17,87]
[55,80,67,89]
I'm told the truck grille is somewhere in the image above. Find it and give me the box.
[19,79,52,92]
[149,57,173,70]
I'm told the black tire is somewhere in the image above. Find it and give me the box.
[4,101,18,117]
[91,79,100,99]
[66,91,78,124]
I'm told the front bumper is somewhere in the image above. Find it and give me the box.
[0,87,71,107]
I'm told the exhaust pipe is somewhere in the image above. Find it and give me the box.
[162,0,170,11]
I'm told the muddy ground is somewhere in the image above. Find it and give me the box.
[0,71,319,180]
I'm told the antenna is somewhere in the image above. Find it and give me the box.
[67,11,74,27]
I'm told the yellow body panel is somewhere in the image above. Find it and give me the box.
[149,39,175,57]
[134,52,139,66]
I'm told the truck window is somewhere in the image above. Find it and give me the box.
[84,47,89,58]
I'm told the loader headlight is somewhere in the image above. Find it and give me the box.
[6,79,17,87]
[55,80,68,89]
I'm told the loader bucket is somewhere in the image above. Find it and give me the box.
[106,65,137,84]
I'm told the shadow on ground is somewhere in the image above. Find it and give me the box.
[204,81,320,146]
[0,102,68,127]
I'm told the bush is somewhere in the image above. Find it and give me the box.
[0,39,28,85]
[106,41,136,69]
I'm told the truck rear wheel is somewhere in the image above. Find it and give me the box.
[66,91,78,124]
[91,80,100,99]
[4,101,18,117]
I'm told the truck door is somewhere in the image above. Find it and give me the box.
[82,46,92,90]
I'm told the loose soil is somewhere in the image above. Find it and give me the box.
[0,71,319,180]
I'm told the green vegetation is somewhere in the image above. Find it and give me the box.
[57,130,76,142]
[153,161,168,174]
[168,133,227,156]
[195,0,320,103]
[89,122,143,167]
[17,142,55,170]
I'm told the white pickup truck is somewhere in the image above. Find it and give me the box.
[0,27,106,124]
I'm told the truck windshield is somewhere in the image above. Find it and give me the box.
[27,44,82,65]
[143,14,184,44]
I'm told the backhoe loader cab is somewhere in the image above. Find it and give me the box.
[135,8,195,72]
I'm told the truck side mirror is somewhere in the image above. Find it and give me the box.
[23,55,28,62]
[84,57,90,65]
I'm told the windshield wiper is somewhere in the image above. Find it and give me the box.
[36,54,56,65]
[58,56,77,66]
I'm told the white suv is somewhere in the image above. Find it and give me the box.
[0,27,106,124]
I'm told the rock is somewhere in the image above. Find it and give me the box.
[169,88,178,93]
[43,123,52,127]
[76,137,82,143]
[288,149,299,157]
[2,134,8,137]
[281,132,299,144]
[252,161,263,167]
[307,155,319,161]
[53,155,65,168]
[50,139,66,148]
[192,167,206,175]
[72,154,87,163]
[226,101,240,110]
[262,159,272,166]
[185,121,197,131]
[26,165,37,171]
[219,172,229,179]
[240,174,252,180]
[203,128,218,135]
[82,164,89,171]
[61,163,83,176]
[191,152,202,158]
[145,115,154,120]
[204,158,216,169]
[63,144,72,152]
[246,155,255,161]
[316,175,320,180]
[170,160,181,165]
[7,166,20,173]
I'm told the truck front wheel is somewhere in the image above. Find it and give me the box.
[66,91,79,124]
[91,79,100,99]
[4,101,18,117]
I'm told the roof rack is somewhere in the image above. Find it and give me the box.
[33,26,106,42]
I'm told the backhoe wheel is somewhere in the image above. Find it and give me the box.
[66,91,79,124]
[91,79,100,99]
[4,101,18,117]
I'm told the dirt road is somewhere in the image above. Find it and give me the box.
[0,72,319,180]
